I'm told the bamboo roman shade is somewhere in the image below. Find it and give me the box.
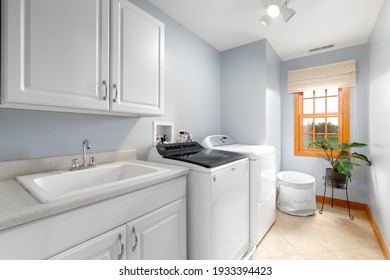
[287,60,356,93]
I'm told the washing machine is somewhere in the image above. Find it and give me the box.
[148,141,253,260]
[202,135,276,246]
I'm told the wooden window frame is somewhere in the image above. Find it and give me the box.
[294,87,350,157]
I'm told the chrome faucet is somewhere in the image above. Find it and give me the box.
[70,139,96,171]
[81,139,90,167]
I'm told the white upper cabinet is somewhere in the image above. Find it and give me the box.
[1,0,164,116]
[111,0,164,115]
[2,0,110,111]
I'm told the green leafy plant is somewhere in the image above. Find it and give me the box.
[310,140,372,180]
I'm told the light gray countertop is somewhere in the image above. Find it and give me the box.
[0,159,188,232]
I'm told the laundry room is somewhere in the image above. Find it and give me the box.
[0,0,389,272]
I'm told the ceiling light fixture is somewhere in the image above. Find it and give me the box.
[267,4,280,18]
[259,0,296,27]
[259,14,272,27]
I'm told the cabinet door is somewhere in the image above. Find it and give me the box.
[126,198,186,260]
[111,0,164,115]
[2,0,110,111]
[49,226,126,260]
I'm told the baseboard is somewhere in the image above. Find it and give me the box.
[316,195,390,260]
[315,195,366,211]
[365,206,390,260]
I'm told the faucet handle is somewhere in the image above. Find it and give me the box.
[89,157,96,167]
[71,159,79,171]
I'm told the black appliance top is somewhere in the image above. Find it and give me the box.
[156,142,246,168]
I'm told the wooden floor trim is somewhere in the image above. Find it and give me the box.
[316,195,390,260]
[365,206,390,260]
[315,195,367,211]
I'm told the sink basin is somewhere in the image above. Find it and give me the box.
[16,161,170,203]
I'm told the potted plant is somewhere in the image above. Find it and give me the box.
[310,140,372,188]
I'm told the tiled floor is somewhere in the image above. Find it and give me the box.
[251,204,385,260]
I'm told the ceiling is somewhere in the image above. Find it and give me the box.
[147,0,384,60]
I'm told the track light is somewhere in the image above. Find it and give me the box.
[259,14,272,27]
[281,3,296,22]
[259,0,296,27]
[267,4,280,18]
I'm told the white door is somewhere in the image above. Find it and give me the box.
[111,0,164,115]
[126,199,186,260]
[2,0,110,110]
[210,160,250,259]
[49,226,126,260]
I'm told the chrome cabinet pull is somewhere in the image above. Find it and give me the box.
[118,233,124,260]
[131,227,138,252]
[102,80,108,100]
[113,84,119,103]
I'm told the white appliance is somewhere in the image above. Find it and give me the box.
[148,142,253,260]
[202,135,276,246]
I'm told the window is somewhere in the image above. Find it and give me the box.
[294,87,350,157]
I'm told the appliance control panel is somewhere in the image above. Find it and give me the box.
[156,142,204,156]
[202,135,237,148]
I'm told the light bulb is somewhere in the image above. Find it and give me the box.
[267,4,280,18]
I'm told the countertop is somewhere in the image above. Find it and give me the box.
[0,160,188,232]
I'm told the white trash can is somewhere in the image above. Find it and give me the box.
[276,171,316,216]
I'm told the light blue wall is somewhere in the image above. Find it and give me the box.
[281,45,370,203]
[368,0,390,251]
[221,40,267,145]
[265,41,281,170]
[220,40,281,169]
[0,0,222,161]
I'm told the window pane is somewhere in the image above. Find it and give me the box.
[312,134,326,149]
[303,118,313,133]
[315,98,325,113]
[315,89,326,97]
[327,96,339,113]
[327,134,339,148]
[303,134,313,149]
[303,90,313,98]
[327,117,339,133]
[314,118,326,133]
[327,87,339,96]
[294,87,349,157]
[303,99,313,114]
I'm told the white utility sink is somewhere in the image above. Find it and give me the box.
[16,161,170,203]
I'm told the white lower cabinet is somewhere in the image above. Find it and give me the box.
[49,198,186,260]
[0,175,186,260]
[126,198,186,260]
[49,226,126,260]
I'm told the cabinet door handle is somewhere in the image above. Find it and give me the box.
[102,80,108,100]
[113,84,119,103]
[131,227,138,252]
[118,233,125,260]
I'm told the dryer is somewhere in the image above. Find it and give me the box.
[202,135,276,246]
[148,142,252,260]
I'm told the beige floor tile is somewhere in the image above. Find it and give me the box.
[251,208,384,260]
[250,245,273,260]
[302,251,340,260]
[284,233,327,254]
[312,232,363,251]
[332,246,385,260]
[272,254,306,260]
[260,234,300,257]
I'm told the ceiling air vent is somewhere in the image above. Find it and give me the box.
[309,44,334,53]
